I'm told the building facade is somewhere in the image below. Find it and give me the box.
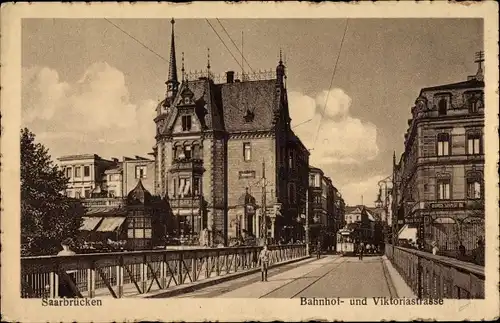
[58,154,118,198]
[392,53,485,256]
[307,167,345,249]
[153,20,309,245]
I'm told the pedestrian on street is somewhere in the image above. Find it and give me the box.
[259,244,271,282]
[431,241,439,255]
[316,240,321,259]
[358,241,365,260]
[57,238,77,297]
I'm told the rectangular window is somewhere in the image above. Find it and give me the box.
[437,133,450,156]
[84,189,91,198]
[178,178,186,197]
[74,167,81,178]
[135,166,147,179]
[84,166,90,177]
[437,180,451,200]
[193,177,200,196]
[288,151,294,169]
[467,134,481,155]
[144,229,152,239]
[243,143,251,161]
[181,115,192,131]
[75,190,81,199]
[467,181,481,199]
[183,178,192,197]
[309,175,315,187]
[314,174,321,187]
[127,229,135,238]
[65,168,72,178]
[134,229,144,239]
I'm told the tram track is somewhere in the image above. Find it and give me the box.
[258,256,349,299]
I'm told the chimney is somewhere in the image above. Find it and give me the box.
[226,71,235,83]
[112,158,119,163]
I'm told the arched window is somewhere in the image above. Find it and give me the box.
[438,99,447,115]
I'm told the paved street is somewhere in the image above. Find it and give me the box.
[175,255,397,298]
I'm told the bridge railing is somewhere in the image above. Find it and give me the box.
[21,244,306,299]
[385,244,484,299]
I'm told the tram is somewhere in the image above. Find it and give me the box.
[336,227,361,256]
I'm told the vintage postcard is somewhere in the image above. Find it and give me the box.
[1,1,499,322]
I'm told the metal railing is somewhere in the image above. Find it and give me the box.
[385,244,484,299]
[21,244,306,299]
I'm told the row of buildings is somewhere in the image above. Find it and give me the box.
[57,19,346,249]
[391,52,485,258]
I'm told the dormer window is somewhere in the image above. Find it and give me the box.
[438,98,447,115]
[182,115,192,131]
[184,97,192,105]
[244,109,254,122]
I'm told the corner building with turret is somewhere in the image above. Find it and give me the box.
[153,20,310,246]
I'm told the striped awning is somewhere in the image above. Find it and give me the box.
[79,217,102,231]
[96,217,126,232]
[172,208,199,216]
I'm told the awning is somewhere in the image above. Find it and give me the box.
[172,208,199,216]
[79,217,103,231]
[86,207,126,216]
[96,217,126,232]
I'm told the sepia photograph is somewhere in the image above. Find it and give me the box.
[1,2,499,322]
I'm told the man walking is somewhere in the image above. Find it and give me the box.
[316,240,321,259]
[259,244,271,282]
[358,241,365,260]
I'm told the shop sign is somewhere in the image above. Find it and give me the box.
[430,201,465,210]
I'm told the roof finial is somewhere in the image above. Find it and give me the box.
[207,47,211,78]
[181,51,185,83]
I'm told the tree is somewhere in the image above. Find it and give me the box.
[21,128,85,256]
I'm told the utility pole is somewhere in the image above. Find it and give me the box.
[261,159,267,245]
[305,187,310,255]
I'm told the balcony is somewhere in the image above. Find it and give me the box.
[169,196,203,214]
[82,198,126,208]
[170,158,204,173]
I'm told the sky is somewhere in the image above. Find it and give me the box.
[21,18,483,206]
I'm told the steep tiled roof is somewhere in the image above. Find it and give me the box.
[163,78,280,134]
[220,79,277,132]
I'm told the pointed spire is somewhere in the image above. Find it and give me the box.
[276,48,285,87]
[168,18,178,83]
[393,151,396,166]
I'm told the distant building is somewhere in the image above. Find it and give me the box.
[392,52,485,255]
[57,154,118,198]
[308,167,345,249]
[153,19,310,245]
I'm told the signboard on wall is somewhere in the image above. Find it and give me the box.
[239,170,256,179]
[430,201,465,209]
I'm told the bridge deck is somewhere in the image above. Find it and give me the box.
[173,255,398,298]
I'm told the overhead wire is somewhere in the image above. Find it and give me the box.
[312,19,349,150]
[205,19,245,72]
[216,18,255,73]
[104,18,168,63]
